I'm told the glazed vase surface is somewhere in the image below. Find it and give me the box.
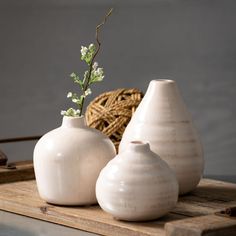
[34,116,116,205]
[119,79,204,195]
[96,141,178,221]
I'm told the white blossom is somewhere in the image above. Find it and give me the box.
[70,72,76,77]
[93,62,98,70]
[67,92,72,98]
[80,46,88,56]
[94,67,103,76]
[85,88,92,96]
[89,44,95,50]
[60,110,67,115]
[97,68,103,74]
[72,98,79,103]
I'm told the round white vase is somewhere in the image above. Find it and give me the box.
[119,79,204,195]
[33,116,116,205]
[96,141,178,221]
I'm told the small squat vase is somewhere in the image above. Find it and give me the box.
[96,141,178,221]
[34,116,116,205]
[119,79,204,195]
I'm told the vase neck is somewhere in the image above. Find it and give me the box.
[62,116,86,128]
[146,79,177,97]
[128,141,150,153]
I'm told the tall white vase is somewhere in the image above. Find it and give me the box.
[119,79,204,195]
[34,116,116,205]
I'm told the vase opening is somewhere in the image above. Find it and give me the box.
[130,141,146,145]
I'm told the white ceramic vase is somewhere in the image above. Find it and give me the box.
[34,116,116,205]
[96,141,178,221]
[119,79,204,195]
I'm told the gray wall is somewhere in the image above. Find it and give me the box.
[0,0,236,180]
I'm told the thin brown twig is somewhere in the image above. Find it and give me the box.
[79,8,113,116]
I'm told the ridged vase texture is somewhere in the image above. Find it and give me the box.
[119,79,204,195]
[96,141,178,221]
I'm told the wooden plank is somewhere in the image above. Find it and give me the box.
[0,180,179,236]
[172,179,236,217]
[165,214,236,236]
[0,161,34,184]
[192,178,236,200]
[0,161,236,235]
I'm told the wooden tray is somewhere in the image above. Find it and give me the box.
[0,161,236,236]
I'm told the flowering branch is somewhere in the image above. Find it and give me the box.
[61,8,113,117]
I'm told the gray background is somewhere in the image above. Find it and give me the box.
[0,0,235,181]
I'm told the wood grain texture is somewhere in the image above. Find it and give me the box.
[0,162,236,236]
[165,214,236,236]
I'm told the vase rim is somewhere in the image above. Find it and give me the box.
[151,79,175,83]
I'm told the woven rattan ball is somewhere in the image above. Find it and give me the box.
[85,88,143,151]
